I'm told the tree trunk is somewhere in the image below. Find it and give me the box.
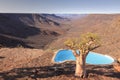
[75,54,86,78]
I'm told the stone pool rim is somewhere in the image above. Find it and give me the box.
[52,49,115,65]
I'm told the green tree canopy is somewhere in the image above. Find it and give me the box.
[64,32,101,54]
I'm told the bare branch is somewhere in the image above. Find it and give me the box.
[72,50,79,57]
[89,45,100,51]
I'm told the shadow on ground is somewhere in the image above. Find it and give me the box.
[0,64,120,80]
[87,65,120,78]
[0,64,74,80]
[0,56,5,59]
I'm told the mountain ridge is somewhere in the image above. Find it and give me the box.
[0,13,68,48]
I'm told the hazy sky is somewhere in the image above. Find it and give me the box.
[0,0,120,14]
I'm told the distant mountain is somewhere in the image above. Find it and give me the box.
[0,13,67,48]
[56,14,87,19]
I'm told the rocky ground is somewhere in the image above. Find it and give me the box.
[0,48,120,80]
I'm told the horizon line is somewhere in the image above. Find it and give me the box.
[0,12,120,14]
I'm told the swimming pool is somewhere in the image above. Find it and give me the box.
[53,50,114,65]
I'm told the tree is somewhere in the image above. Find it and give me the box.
[64,32,101,78]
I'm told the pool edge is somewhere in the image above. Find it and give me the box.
[52,49,75,64]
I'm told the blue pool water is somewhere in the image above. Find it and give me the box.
[54,50,114,65]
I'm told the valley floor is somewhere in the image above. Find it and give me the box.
[0,48,120,80]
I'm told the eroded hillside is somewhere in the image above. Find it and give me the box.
[0,13,68,48]
[49,14,120,59]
